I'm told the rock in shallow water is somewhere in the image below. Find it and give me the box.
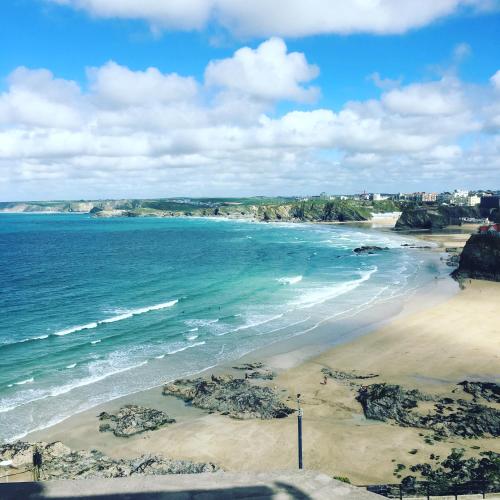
[0,441,220,480]
[163,374,294,419]
[98,405,175,437]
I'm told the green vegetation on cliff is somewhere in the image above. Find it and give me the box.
[1,197,400,223]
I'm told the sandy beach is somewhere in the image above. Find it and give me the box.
[23,260,499,486]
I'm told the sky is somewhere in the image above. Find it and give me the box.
[1,0,500,201]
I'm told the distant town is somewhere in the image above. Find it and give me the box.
[299,189,500,208]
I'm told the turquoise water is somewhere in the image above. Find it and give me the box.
[0,214,446,441]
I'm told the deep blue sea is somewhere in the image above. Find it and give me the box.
[0,214,447,441]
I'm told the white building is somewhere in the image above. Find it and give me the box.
[467,195,481,206]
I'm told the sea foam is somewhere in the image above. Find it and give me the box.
[277,275,303,285]
[46,300,178,339]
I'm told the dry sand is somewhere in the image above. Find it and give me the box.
[26,277,500,486]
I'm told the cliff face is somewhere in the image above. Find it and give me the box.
[453,234,500,282]
[395,206,481,230]
[1,198,394,223]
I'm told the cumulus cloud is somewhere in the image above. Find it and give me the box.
[47,0,497,37]
[0,67,83,129]
[381,79,467,116]
[205,38,319,102]
[0,39,499,200]
[88,62,198,107]
[491,70,500,90]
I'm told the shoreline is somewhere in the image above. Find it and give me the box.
[23,268,457,445]
[8,222,499,485]
[24,250,458,448]
[1,216,434,444]
[24,277,499,486]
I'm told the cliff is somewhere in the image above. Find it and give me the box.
[1,197,401,223]
[452,234,500,282]
[104,199,375,222]
[395,205,481,230]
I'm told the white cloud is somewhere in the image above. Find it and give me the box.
[88,62,198,107]
[491,70,500,90]
[50,0,213,30]
[47,0,497,37]
[205,38,319,102]
[0,67,83,128]
[381,80,467,116]
[1,38,499,200]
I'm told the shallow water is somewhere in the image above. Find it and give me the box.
[0,214,448,441]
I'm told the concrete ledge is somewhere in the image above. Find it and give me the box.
[0,470,382,499]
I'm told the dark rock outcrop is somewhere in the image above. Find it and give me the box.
[356,383,500,438]
[459,381,500,403]
[356,384,427,427]
[232,362,264,370]
[162,375,293,419]
[404,448,500,494]
[353,246,388,254]
[452,234,500,282]
[232,362,275,380]
[98,405,175,437]
[321,368,379,381]
[395,206,481,230]
[0,441,219,480]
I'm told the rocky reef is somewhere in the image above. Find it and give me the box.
[401,448,499,496]
[321,367,379,381]
[232,362,275,380]
[353,246,388,254]
[459,381,500,403]
[162,374,293,419]
[356,383,500,439]
[452,234,500,282]
[98,405,176,437]
[395,206,481,230]
[0,441,219,480]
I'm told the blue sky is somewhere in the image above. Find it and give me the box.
[1,0,499,200]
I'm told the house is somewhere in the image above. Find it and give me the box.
[478,223,500,235]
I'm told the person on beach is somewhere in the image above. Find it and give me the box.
[32,447,42,481]
[321,375,328,385]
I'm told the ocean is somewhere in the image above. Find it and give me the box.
[0,214,448,441]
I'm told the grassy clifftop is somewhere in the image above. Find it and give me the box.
[1,197,401,222]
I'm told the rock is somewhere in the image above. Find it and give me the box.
[0,441,220,480]
[356,383,500,439]
[353,246,388,254]
[162,375,294,419]
[458,381,500,403]
[232,362,264,370]
[321,368,379,380]
[356,384,426,427]
[405,448,500,495]
[395,206,481,230]
[98,405,175,437]
[246,369,275,380]
[446,254,460,267]
[420,402,500,439]
[452,234,500,282]
[232,362,275,380]
[401,244,433,249]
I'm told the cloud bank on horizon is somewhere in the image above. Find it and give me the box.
[0,1,499,200]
